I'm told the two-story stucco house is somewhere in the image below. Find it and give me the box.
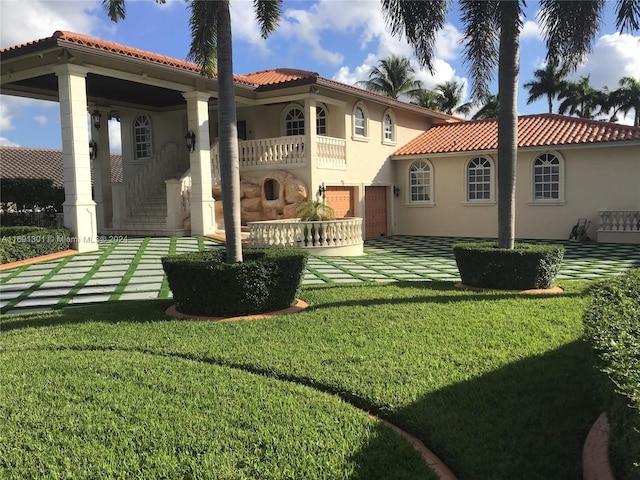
[1,31,638,252]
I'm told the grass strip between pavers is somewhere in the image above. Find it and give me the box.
[0,256,77,315]
[157,237,178,299]
[109,238,152,301]
[55,242,121,308]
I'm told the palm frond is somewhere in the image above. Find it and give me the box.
[380,0,449,73]
[102,0,126,22]
[459,0,501,100]
[254,0,283,39]
[187,0,220,78]
[538,0,606,72]
[615,0,640,31]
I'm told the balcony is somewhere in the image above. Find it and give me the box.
[211,135,346,172]
[598,210,640,244]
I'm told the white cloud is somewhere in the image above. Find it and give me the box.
[0,101,15,132]
[108,119,122,154]
[33,115,48,126]
[572,33,640,90]
[0,137,20,147]
[229,0,270,55]
[521,20,542,41]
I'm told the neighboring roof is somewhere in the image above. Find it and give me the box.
[393,114,640,156]
[0,147,123,186]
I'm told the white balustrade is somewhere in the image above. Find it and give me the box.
[247,218,364,256]
[211,136,307,171]
[317,136,347,170]
[597,210,640,244]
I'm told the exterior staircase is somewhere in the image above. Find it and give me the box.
[106,142,191,237]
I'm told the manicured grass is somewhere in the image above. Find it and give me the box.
[0,281,598,479]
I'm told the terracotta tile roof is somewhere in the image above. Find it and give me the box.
[393,113,640,156]
[242,68,318,86]
[0,147,123,186]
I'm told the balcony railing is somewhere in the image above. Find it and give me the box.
[211,135,347,173]
[247,217,363,256]
[597,210,640,244]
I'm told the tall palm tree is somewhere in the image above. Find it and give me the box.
[104,0,282,263]
[380,0,639,249]
[471,93,500,119]
[557,75,606,119]
[610,76,640,126]
[524,61,567,113]
[409,88,442,110]
[357,55,423,99]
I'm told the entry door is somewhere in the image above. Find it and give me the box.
[365,186,387,239]
[326,186,355,218]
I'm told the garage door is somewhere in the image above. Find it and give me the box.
[365,186,387,239]
[326,186,355,218]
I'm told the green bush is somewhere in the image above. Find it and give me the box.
[0,177,64,212]
[453,242,564,289]
[583,269,640,480]
[162,248,309,317]
[0,227,72,264]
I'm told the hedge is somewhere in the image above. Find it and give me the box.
[583,269,640,479]
[453,242,564,289]
[0,226,72,264]
[0,177,64,212]
[162,248,309,317]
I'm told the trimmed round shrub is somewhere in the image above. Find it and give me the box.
[453,242,564,290]
[161,248,308,317]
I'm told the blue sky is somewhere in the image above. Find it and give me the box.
[1,0,639,152]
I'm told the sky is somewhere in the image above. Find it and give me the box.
[1,0,639,153]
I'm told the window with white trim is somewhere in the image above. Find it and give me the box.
[467,156,492,201]
[285,107,305,136]
[533,153,561,200]
[316,105,327,135]
[410,160,431,202]
[383,113,394,142]
[353,105,367,137]
[134,115,152,160]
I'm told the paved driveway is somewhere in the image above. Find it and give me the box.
[1,236,639,315]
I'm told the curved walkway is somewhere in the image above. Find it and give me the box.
[1,235,639,315]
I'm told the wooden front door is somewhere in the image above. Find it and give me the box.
[365,186,387,239]
[326,186,355,218]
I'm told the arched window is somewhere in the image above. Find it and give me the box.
[383,113,394,142]
[533,153,561,200]
[133,115,152,160]
[285,108,305,136]
[467,156,493,201]
[316,105,327,135]
[410,160,432,202]
[353,104,367,138]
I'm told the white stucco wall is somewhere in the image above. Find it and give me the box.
[393,143,640,240]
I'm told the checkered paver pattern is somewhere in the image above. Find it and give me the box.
[1,236,639,315]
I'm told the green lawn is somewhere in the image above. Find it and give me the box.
[0,281,599,479]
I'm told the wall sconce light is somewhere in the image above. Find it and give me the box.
[317,184,327,199]
[393,185,400,197]
[89,140,98,160]
[185,130,196,153]
[91,109,102,130]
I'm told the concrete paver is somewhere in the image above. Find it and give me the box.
[1,235,639,315]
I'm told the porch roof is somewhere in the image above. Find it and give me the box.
[392,113,640,157]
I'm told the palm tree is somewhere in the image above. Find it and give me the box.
[434,80,471,115]
[472,93,500,119]
[380,0,639,249]
[409,88,442,110]
[104,0,282,263]
[610,77,640,126]
[557,75,606,119]
[357,55,423,99]
[524,61,567,113]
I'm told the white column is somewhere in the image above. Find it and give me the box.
[54,64,98,252]
[183,91,215,236]
[91,106,113,231]
[305,95,319,196]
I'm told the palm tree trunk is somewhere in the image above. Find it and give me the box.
[217,1,243,262]
[497,2,520,249]
[547,94,553,114]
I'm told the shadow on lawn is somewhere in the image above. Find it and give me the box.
[307,281,584,311]
[0,299,174,332]
[350,340,600,480]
